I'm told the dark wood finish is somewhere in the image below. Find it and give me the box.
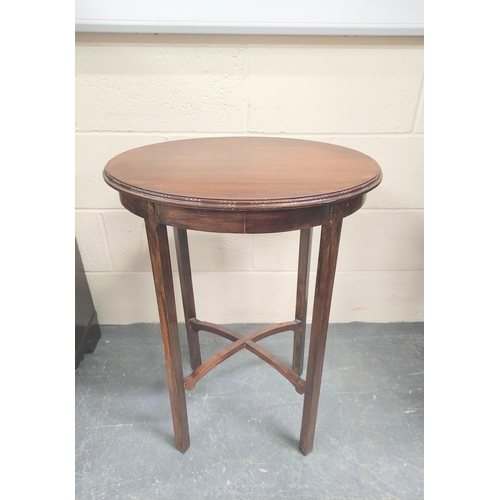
[190,319,241,342]
[104,137,382,211]
[293,228,312,376]
[173,228,202,370]
[189,319,305,394]
[300,210,343,455]
[103,137,382,455]
[154,202,332,234]
[144,203,190,453]
[184,321,301,391]
[338,194,367,218]
[75,239,101,369]
[119,190,366,233]
[119,191,148,218]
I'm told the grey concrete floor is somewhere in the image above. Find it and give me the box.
[76,322,423,499]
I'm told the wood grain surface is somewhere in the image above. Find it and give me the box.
[104,137,382,210]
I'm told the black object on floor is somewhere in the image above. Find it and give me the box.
[75,240,101,369]
[76,322,423,499]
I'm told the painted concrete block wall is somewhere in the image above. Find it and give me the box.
[75,34,424,325]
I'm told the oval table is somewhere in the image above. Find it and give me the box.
[103,137,382,455]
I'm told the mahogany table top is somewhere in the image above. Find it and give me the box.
[104,137,382,211]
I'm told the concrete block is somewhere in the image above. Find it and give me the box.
[415,82,424,133]
[192,272,296,324]
[328,271,424,322]
[103,211,151,272]
[76,35,246,132]
[336,211,398,271]
[186,231,253,272]
[328,136,424,209]
[251,232,300,271]
[251,212,397,273]
[87,272,161,324]
[386,212,424,270]
[75,213,109,272]
[76,135,167,209]
[248,37,423,133]
[104,212,254,273]
[75,35,425,325]
[88,269,423,324]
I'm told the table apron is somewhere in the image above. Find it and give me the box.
[119,193,366,233]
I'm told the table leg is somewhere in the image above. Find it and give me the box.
[145,207,190,453]
[299,212,343,456]
[174,228,202,370]
[293,228,312,376]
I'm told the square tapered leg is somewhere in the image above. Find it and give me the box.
[145,204,190,453]
[293,228,312,376]
[174,228,202,371]
[300,213,343,456]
